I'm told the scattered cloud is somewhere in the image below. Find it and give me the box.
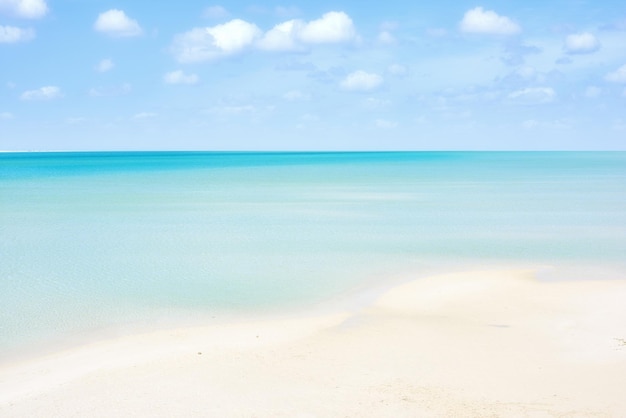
[0,0,48,19]
[0,25,34,43]
[95,58,114,73]
[172,19,262,62]
[508,87,555,104]
[20,85,61,101]
[340,70,383,92]
[94,9,142,37]
[174,12,357,61]
[605,64,626,83]
[564,32,600,54]
[202,5,229,19]
[1,111,14,119]
[257,11,357,52]
[257,19,305,51]
[163,70,199,84]
[298,11,356,44]
[459,7,520,35]
[283,90,310,101]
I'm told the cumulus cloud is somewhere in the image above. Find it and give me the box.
[460,7,520,35]
[163,70,198,84]
[508,87,555,104]
[95,58,114,72]
[94,9,142,37]
[20,85,61,101]
[0,0,48,19]
[257,11,356,52]
[377,31,395,45]
[605,64,626,83]
[340,70,383,92]
[171,19,262,62]
[0,25,34,42]
[299,11,356,44]
[564,32,600,54]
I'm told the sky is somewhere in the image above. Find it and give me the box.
[1,0,625,150]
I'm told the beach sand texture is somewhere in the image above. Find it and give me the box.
[1,269,626,417]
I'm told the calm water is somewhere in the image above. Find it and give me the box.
[1,152,625,355]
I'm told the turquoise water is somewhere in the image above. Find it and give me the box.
[1,152,626,354]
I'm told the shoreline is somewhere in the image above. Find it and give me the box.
[2,267,626,416]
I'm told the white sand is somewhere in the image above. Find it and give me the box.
[1,269,626,417]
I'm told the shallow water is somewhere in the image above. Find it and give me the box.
[1,152,625,354]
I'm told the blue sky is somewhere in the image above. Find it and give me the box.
[1,0,625,150]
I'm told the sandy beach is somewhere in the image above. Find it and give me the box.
[1,269,626,417]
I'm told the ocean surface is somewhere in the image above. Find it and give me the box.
[1,152,625,356]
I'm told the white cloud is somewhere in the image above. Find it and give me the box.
[0,0,48,19]
[257,19,304,51]
[172,19,262,62]
[1,111,14,119]
[564,32,600,54]
[257,11,357,52]
[163,70,199,84]
[202,5,229,19]
[606,64,626,83]
[459,7,520,35]
[0,25,34,43]
[283,90,309,101]
[94,9,142,37]
[508,87,555,104]
[299,11,356,44]
[95,58,114,72]
[20,85,61,101]
[340,71,383,92]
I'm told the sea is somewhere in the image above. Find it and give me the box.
[1,151,625,357]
